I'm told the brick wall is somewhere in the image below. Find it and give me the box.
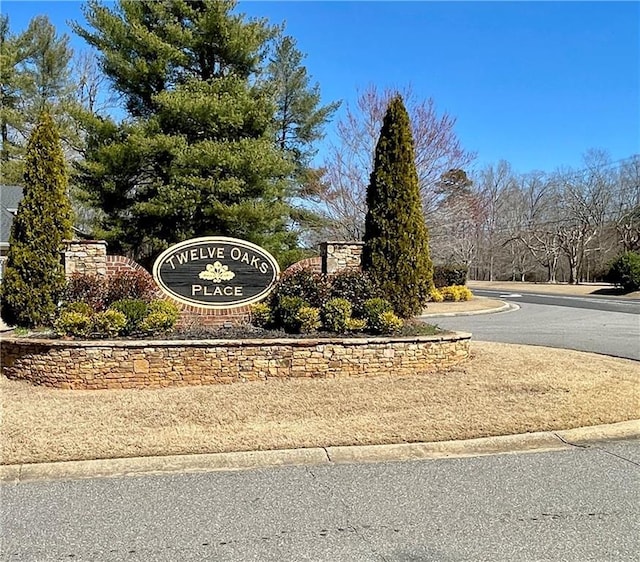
[0,332,471,390]
[283,256,322,274]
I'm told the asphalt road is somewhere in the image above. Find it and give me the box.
[431,295,640,361]
[472,289,640,315]
[1,440,638,561]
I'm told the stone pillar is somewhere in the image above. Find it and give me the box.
[62,240,108,278]
[319,241,364,274]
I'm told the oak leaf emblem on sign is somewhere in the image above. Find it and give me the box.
[199,261,235,283]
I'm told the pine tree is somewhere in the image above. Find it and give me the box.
[0,111,74,327]
[362,95,433,318]
[264,34,340,247]
[0,15,74,185]
[266,35,339,173]
[72,0,306,266]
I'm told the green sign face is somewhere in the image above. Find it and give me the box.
[152,237,280,309]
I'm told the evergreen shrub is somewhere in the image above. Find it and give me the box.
[250,303,272,328]
[363,298,394,334]
[607,252,640,292]
[429,287,444,302]
[61,301,93,316]
[110,299,149,335]
[433,265,468,288]
[329,270,379,317]
[321,298,353,334]
[273,296,309,333]
[0,111,73,328]
[139,300,179,336]
[296,306,321,333]
[361,95,433,318]
[377,311,404,334]
[346,318,367,332]
[55,311,92,338]
[440,285,473,301]
[271,268,330,308]
[91,310,127,338]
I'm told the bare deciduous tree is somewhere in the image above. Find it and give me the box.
[321,84,476,239]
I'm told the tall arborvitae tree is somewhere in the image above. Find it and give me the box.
[0,111,74,327]
[72,0,301,266]
[362,95,433,318]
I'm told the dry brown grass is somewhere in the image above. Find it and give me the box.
[1,341,638,465]
[468,280,640,298]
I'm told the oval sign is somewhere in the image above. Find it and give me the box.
[152,237,280,309]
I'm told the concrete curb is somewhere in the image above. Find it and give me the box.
[419,300,517,319]
[2,420,637,484]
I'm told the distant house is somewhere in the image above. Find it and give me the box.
[0,185,24,280]
[1,184,93,281]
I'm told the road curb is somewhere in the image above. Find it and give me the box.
[2,420,637,484]
[419,300,516,319]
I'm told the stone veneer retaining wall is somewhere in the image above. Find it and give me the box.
[319,241,364,274]
[63,240,108,277]
[0,332,471,390]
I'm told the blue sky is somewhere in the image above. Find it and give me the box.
[3,1,639,174]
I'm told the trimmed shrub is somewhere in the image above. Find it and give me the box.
[147,299,179,323]
[456,285,473,301]
[346,317,367,332]
[440,285,472,302]
[139,304,178,336]
[363,298,394,334]
[296,306,321,333]
[378,311,404,334]
[433,265,468,288]
[607,252,640,292]
[270,267,330,309]
[440,286,457,301]
[61,301,93,316]
[329,270,379,318]
[106,270,158,303]
[91,310,127,338]
[55,311,92,338]
[63,273,108,311]
[321,298,353,333]
[110,299,149,335]
[250,302,272,328]
[273,296,309,333]
[429,287,444,303]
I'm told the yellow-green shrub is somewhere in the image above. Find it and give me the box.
[296,306,321,333]
[250,302,272,328]
[429,287,444,302]
[91,310,127,338]
[378,311,403,334]
[55,311,92,338]
[455,285,473,301]
[440,285,473,301]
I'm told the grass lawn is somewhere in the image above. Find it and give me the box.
[1,341,638,465]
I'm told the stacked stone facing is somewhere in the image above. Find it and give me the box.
[0,332,471,390]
